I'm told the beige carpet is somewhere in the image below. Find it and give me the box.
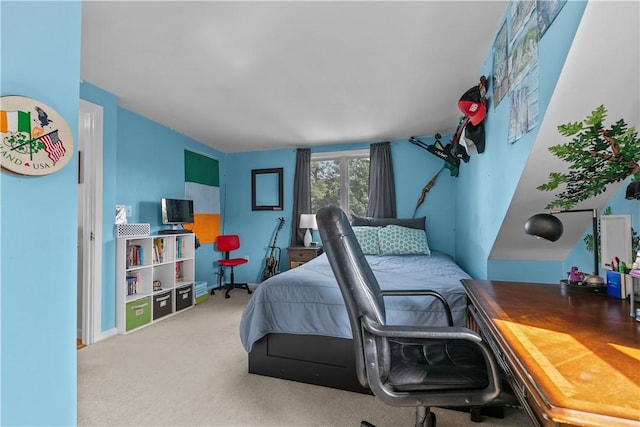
[78,291,531,426]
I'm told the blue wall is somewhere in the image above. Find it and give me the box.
[74,88,460,330]
[79,83,225,333]
[115,109,224,285]
[1,2,82,425]
[455,1,590,281]
[457,0,639,283]
[222,148,296,282]
[223,135,459,283]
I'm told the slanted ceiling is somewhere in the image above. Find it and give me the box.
[80,1,506,153]
[491,1,640,261]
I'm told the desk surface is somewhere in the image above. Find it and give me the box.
[461,280,640,426]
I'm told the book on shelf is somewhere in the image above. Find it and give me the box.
[126,244,143,268]
[126,272,141,296]
[175,261,183,281]
[153,237,165,263]
[176,236,184,259]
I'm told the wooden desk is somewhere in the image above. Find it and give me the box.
[462,280,640,427]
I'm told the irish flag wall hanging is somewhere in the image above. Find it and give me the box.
[183,149,220,244]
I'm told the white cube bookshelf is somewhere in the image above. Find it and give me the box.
[116,233,196,334]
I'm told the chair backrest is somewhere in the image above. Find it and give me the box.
[316,206,387,387]
[319,206,505,409]
[215,234,241,252]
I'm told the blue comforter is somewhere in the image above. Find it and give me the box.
[239,251,470,352]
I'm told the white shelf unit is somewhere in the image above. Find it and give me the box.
[116,233,196,334]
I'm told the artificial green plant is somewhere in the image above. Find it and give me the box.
[538,105,640,210]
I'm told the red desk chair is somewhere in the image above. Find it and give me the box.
[215,234,252,299]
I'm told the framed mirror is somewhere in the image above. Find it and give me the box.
[252,168,283,211]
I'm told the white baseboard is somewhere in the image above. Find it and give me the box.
[99,327,119,341]
[77,326,118,346]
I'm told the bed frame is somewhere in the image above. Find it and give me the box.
[248,333,370,394]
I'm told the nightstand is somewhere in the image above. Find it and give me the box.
[287,246,323,269]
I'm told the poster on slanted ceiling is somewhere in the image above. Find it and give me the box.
[501,0,567,143]
[183,149,220,244]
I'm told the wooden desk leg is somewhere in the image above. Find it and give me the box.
[630,276,637,317]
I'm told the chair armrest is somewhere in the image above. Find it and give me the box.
[361,315,503,407]
[381,289,453,326]
[361,316,480,342]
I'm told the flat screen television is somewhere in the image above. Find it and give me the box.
[161,198,194,225]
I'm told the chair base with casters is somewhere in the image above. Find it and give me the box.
[213,234,253,299]
[218,263,252,299]
[316,206,516,427]
[210,265,253,298]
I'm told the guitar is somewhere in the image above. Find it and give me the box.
[261,217,285,282]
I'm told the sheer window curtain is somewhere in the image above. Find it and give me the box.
[290,148,311,246]
[367,141,396,218]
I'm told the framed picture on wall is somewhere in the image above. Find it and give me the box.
[251,168,283,211]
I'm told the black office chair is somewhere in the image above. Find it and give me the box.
[316,206,506,427]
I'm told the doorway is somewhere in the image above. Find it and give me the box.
[77,100,104,345]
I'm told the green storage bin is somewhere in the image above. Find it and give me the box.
[126,297,151,332]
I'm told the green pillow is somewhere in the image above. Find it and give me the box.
[377,225,430,255]
[352,226,381,255]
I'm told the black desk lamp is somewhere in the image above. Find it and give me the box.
[525,209,605,290]
[625,181,640,200]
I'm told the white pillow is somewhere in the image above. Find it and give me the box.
[377,225,430,255]
[351,226,381,255]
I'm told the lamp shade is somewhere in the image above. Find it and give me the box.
[625,181,640,200]
[524,213,564,242]
[299,214,318,230]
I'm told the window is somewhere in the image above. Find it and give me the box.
[310,149,369,217]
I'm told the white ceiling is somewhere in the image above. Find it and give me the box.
[80,1,640,266]
[80,1,507,153]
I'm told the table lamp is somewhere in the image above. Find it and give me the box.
[625,181,640,200]
[525,208,605,291]
[300,213,318,247]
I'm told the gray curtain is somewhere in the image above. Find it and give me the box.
[366,141,396,218]
[290,148,311,246]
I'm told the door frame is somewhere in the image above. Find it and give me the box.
[79,99,103,345]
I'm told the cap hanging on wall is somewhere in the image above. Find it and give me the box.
[458,76,488,126]
[458,86,487,126]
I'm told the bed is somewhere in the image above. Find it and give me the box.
[239,217,472,393]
